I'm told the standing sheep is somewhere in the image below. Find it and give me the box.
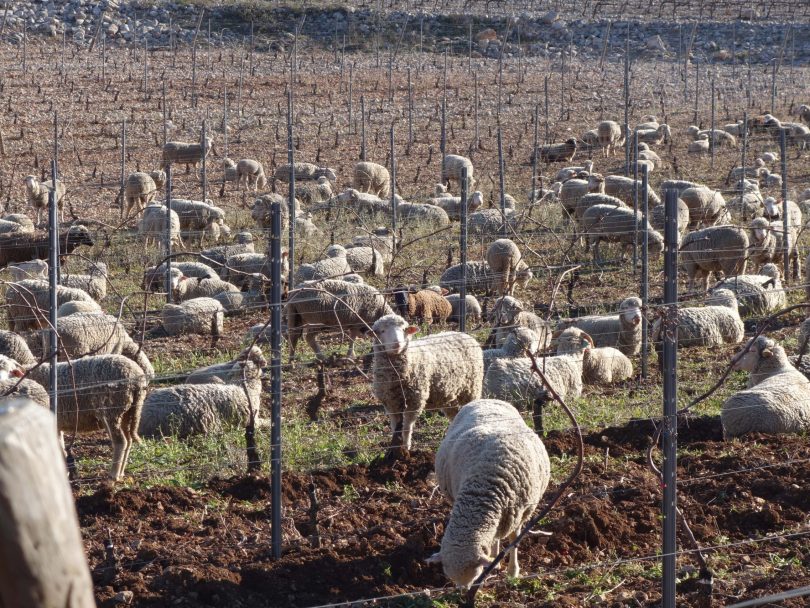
[427,399,550,587]
[559,173,606,218]
[597,120,624,157]
[650,198,689,245]
[393,287,452,325]
[445,294,482,325]
[352,161,391,198]
[236,159,267,191]
[486,239,527,297]
[680,226,749,292]
[604,175,662,207]
[122,172,158,219]
[580,205,664,263]
[161,138,214,174]
[680,187,728,228]
[441,154,475,192]
[370,314,483,458]
[24,175,65,224]
[137,203,183,249]
[296,176,335,206]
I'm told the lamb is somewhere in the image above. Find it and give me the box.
[274,162,337,183]
[468,208,517,236]
[144,261,218,291]
[0,224,94,269]
[636,124,671,145]
[555,327,633,384]
[721,336,810,438]
[483,327,540,371]
[7,259,48,281]
[715,263,786,317]
[536,138,577,163]
[294,245,353,283]
[393,287,452,324]
[57,300,102,317]
[24,354,149,481]
[60,261,107,302]
[286,279,393,360]
[173,275,240,302]
[185,345,267,385]
[680,226,749,292]
[50,312,154,378]
[433,191,484,221]
[748,217,777,270]
[580,204,664,263]
[24,175,65,224]
[597,120,624,157]
[486,239,528,297]
[161,138,214,173]
[650,198,689,245]
[370,314,483,458]
[491,296,553,351]
[139,361,262,439]
[0,330,36,365]
[559,173,606,218]
[441,154,476,192]
[343,246,384,277]
[157,297,225,339]
[137,203,183,249]
[5,280,95,332]
[352,161,391,198]
[604,175,662,206]
[651,289,743,349]
[236,159,268,191]
[428,399,550,587]
[445,294,482,325]
[556,296,643,356]
[295,176,335,206]
[122,171,158,219]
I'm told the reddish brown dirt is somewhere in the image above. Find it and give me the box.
[78,416,810,607]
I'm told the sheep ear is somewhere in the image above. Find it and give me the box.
[405,326,419,335]
[425,552,442,565]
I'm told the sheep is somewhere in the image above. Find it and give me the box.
[727,179,764,220]
[483,327,540,371]
[688,135,711,155]
[0,218,30,235]
[393,287,452,324]
[5,280,94,332]
[597,120,624,157]
[161,138,214,174]
[342,246,384,278]
[555,327,633,384]
[767,220,801,282]
[201,218,230,244]
[686,127,737,147]
[139,361,262,439]
[579,129,600,153]
[199,242,255,270]
[0,330,36,365]
[630,158,656,174]
[221,252,288,290]
[24,175,65,224]
[286,279,393,360]
[680,225,748,292]
[715,263,786,317]
[536,138,577,163]
[554,160,595,182]
[137,203,183,249]
[658,179,699,196]
[1,213,35,232]
[762,196,802,230]
[149,169,166,191]
[370,314,483,458]
[212,287,266,315]
[49,313,154,378]
[723,121,746,136]
[432,191,484,221]
[122,171,158,219]
[604,175,662,206]
[652,289,744,349]
[726,158,766,185]
[168,198,226,236]
[294,245,353,283]
[0,365,49,408]
[295,176,335,206]
[0,224,94,270]
[396,202,451,228]
[490,296,552,351]
[236,159,267,191]
[721,336,810,438]
[468,208,518,236]
[486,239,528,297]
[637,116,659,130]
[346,227,397,264]
[57,300,102,317]
[60,261,107,302]
[759,168,783,189]
[440,260,532,296]
[185,345,267,385]
[636,124,671,145]
[428,399,550,587]
[24,354,149,481]
[748,216,777,270]
[441,154,475,192]
[274,162,337,183]
[650,198,689,245]
[637,142,662,164]
[560,173,606,218]
[158,297,225,339]
[352,161,391,198]
[143,262,218,291]
[7,259,48,281]
[223,157,238,184]
[580,204,664,263]
[574,192,627,224]
[678,187,728,228]
[173,276,240,302]
[251,192,294,232]
[799,104,810,126]
[556,296,643,356]
[445,294,482,325]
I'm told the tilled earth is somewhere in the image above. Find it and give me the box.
[78,415,810,607]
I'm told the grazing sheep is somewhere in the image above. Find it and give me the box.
[715,263,786,317]
[352,161,391,198]
[0,225,94,270]
[370,314,483,458]
[555,327,633,384]
[274,162,337,183]
[679,187,727,228]
[57,300,103,317]
[6,280,95,332]
[294,245,353,283]
[428,399,550,587]
[440,260,532,296]
[0,330,36,365]
[441,155,476,192]
[24,175,65,224]
[295,176,335,206]
[432,191,484,221]
[722,336,810,438]
[221,252,288,290]
[137,203,183,249]
[681,226,749,292]
[185,346,267,385]
[637,142,661,164]
[139,361,262,439]
[24,354,149,481]
[536,138,577,163]
[652,289,743,349]
[7,259,48,281]
[597,120,624,157]
[343,246,384,277]
[60,261,107,302]
[574,192,627,224]
[468,207,517,236]
[486,239,527,297]
[560,173,606,218]
[393,287,452,324]
[251,193,294,232]
[236,159,267,191]
[604,175,662,206]
[650,198,689,245]
[483,327,540,371]
[50,313,154,378]
[762,196,802,231]
[161,138,214,173]
[636,124,671,145]
[158,297,225,339]
[557,296,643,356]
[169,198,226,238]
[580,204,664,263]
[491,296,552,351]
[728,179,764,220]
[799,104,810,126]
[286,279,393,360]
[223,157,238,184]
[445,294,482,325]
[122,172,158,219]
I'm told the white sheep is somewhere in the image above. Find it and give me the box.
[680,187,727,228]
[60,261,107,302]
[557,296,643,356]
[7,259,48,281]
[445,294,482,325]
[486,239,527,297]
[24,175,65,224]
[57,300,102,317]
[236,159,267,191]
[652,289,743,349]
[370,314,483,458]
[0,330,36,365]
[597,120,624,157]
[352,161,391,198]
[441,154,475,192]
[185,346,267,385]
[715,263,786,317]
[491,296,552,351]
[636,124,671,145]
[428,399,550,587]
[5,280,95,332]
[554,160,595,182]
[483,327,540,371]
[580,204,664,263]
[161,138,214,174]
[432,191,484,221]
[559,173,605,218]
[158,297,225,339]
[123,171,158,219]
[555,327,633,384]
[604,175,662,206]
[274,162,337,183]
[137,203,183,249]
[681,226,749,292]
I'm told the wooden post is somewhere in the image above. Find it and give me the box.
[0,399,95,608]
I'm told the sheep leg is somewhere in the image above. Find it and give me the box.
[304,330,325,360]
[387,413,404,460]
[102,416,127,481]
[505,531,520,578]
[401,411,418,452]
